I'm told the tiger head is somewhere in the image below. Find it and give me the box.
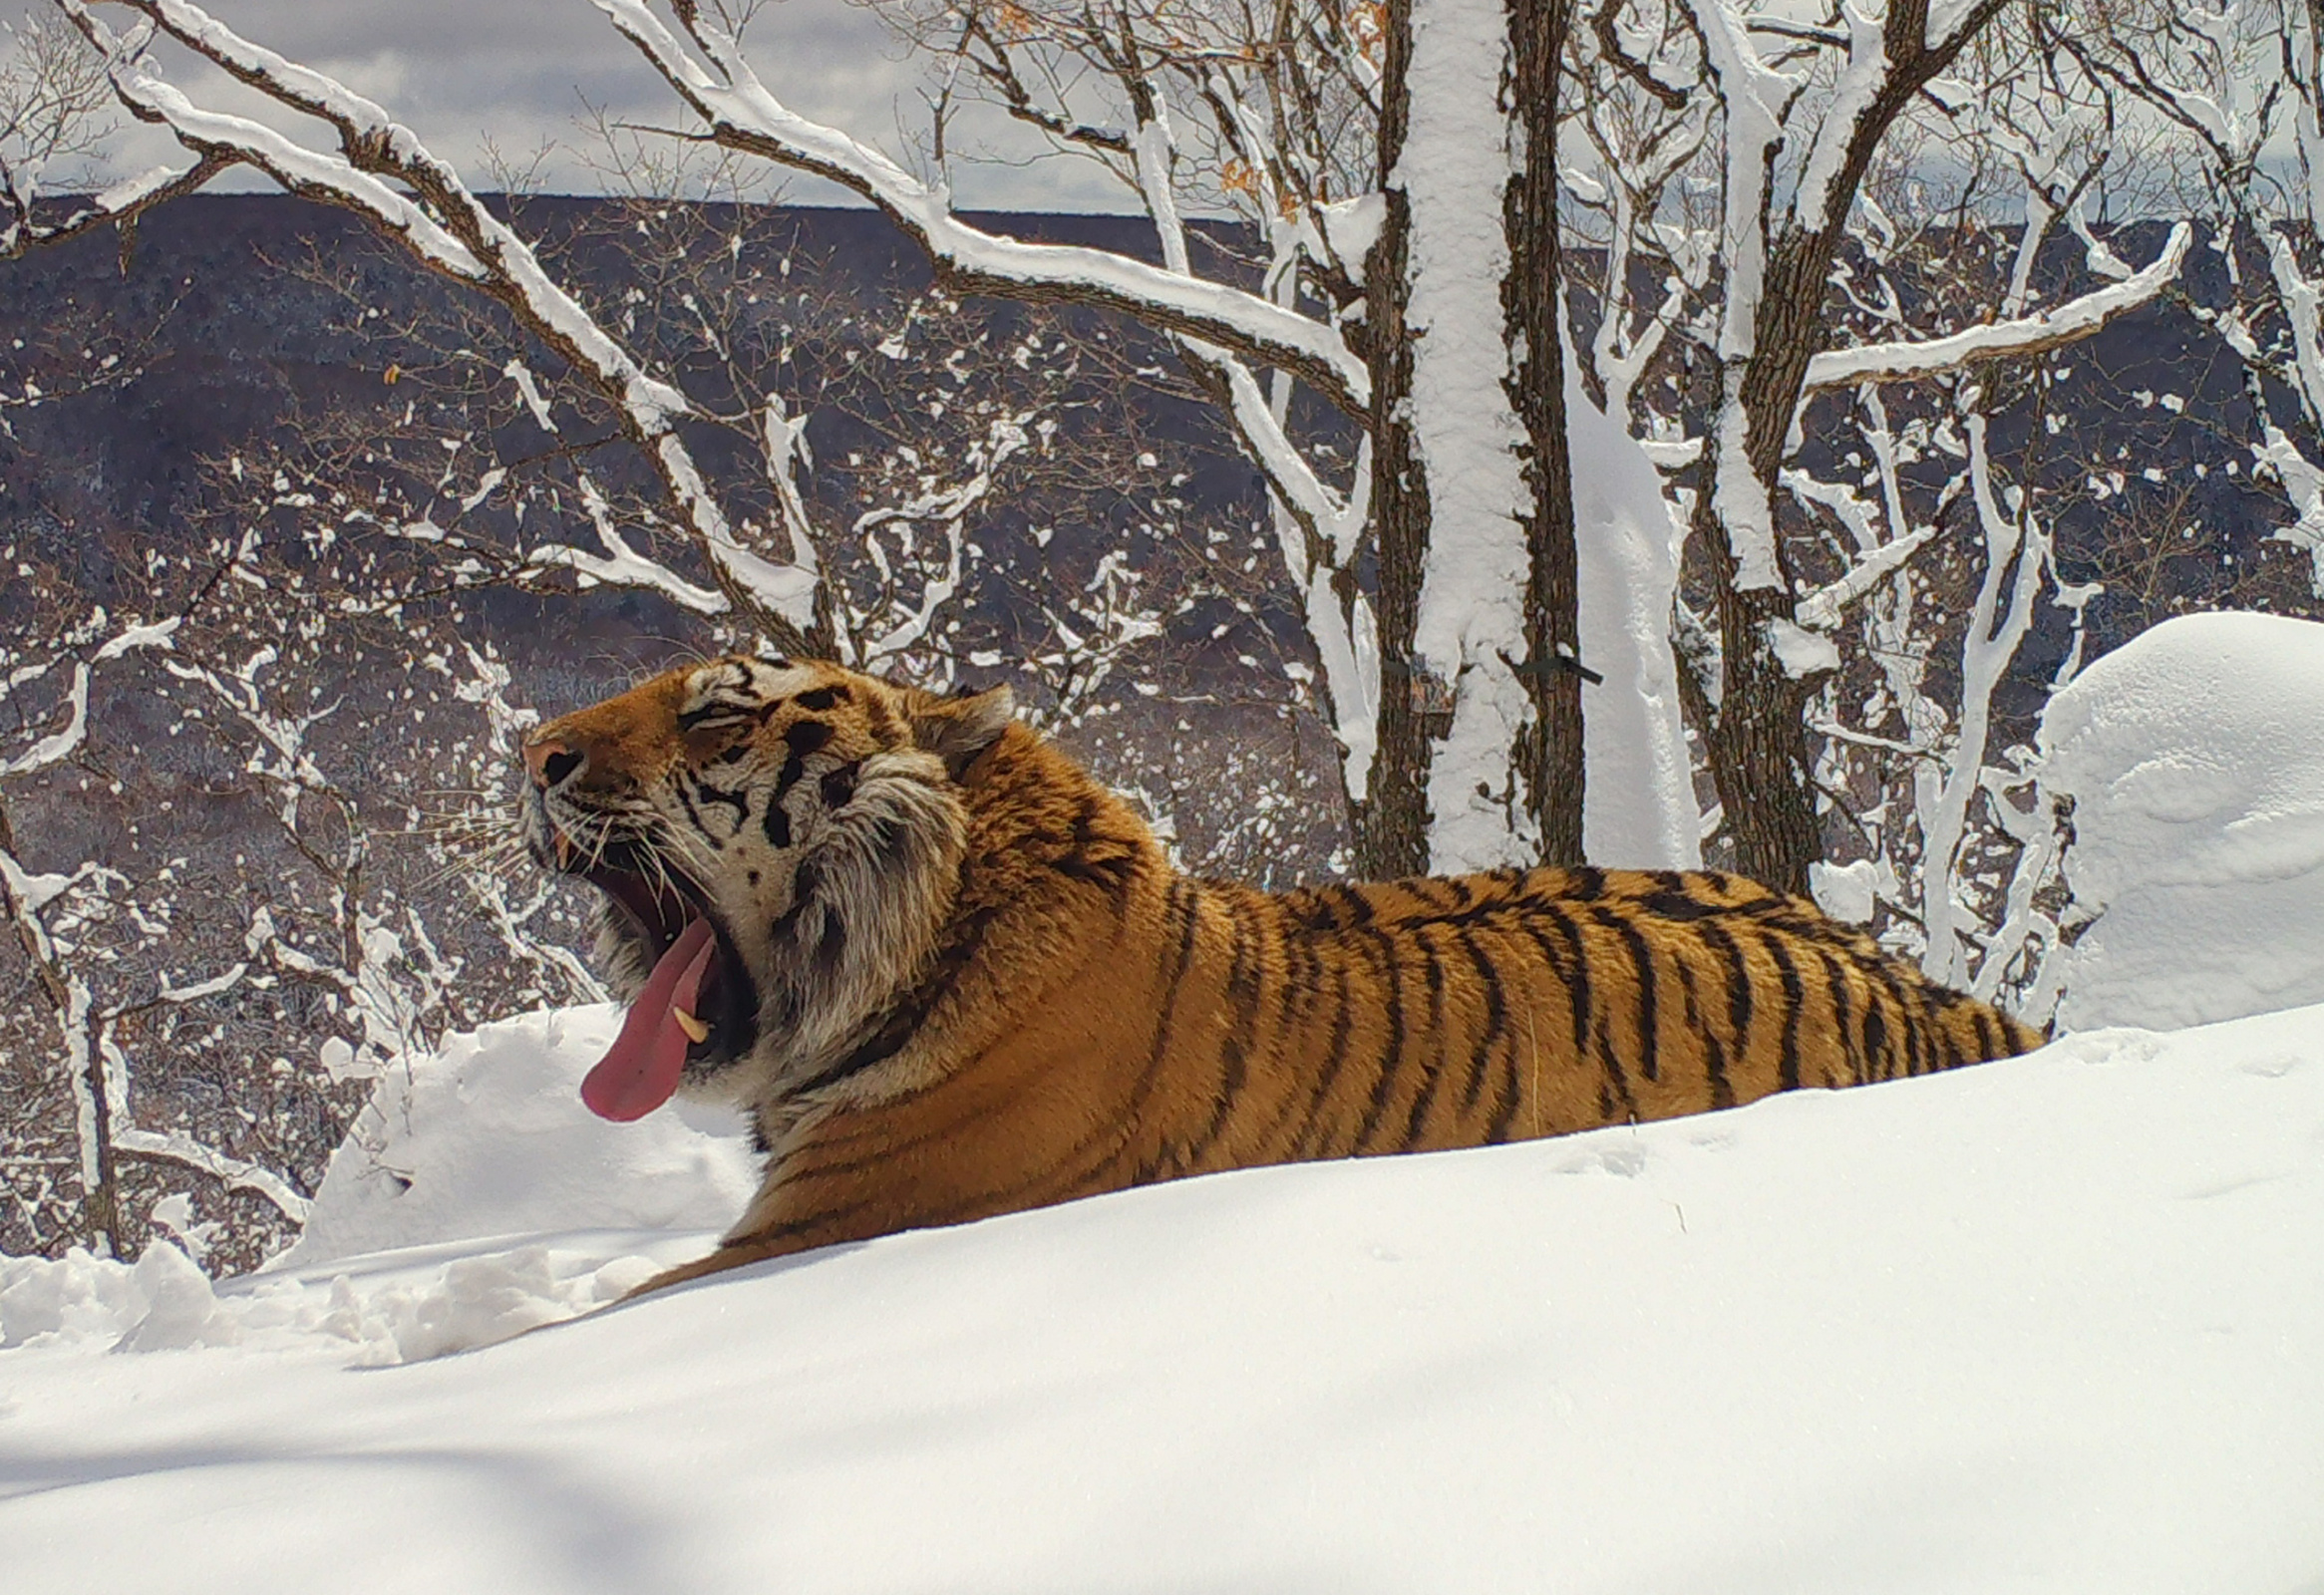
[519,655,1016,1123]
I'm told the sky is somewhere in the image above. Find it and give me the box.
[93,0,1133,212]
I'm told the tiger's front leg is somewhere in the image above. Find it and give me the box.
[621,1232,814,1300]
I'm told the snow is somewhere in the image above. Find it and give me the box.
[1765,614,1842,678]
[1318,191,1387,266]
[279,1007,758,1269]
[1400,0,1534,871]
[5,995,2323,1590]
[1810,856,1880,923]
[1570,372,1700,868]
[1793,0,1889,235]
[2043,611,2324,1032]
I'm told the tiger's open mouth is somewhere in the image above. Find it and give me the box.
[546,831,758,1120]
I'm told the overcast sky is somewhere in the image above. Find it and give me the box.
[104,0,1129,212]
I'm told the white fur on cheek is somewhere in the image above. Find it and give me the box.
[722,748,966,1102]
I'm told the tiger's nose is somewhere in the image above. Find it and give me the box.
[524,737,586,792]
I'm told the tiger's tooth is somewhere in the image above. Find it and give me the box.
[554,832,576,868]
[672,1007,711,1043]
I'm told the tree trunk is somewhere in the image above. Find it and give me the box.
[1355,0,1588,880]
[1699,234,1845,897]
[1698,536,1823,895]
[1354,0,1434,882]
[77,1017,124,1259]
[0,799,126,1256]
[1504,0,1585,867]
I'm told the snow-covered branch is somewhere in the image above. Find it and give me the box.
[593,0,1370,415]
[1802,224,2190,394]
[58,0,822,648]
[111,1129,310,1224]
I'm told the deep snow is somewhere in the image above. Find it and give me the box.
[2044,611,2324,1030]
[3,999,2322,1593]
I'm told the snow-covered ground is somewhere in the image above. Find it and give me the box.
[4,998,2322,1593]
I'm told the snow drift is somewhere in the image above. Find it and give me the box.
[3,996,2322,1593]
[278,1004,757,1269]
[2043,611,2324,1031]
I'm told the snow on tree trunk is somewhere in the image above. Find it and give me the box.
[1570,371,1699,868]
[1398,0,1538,874]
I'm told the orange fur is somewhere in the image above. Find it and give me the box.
[522,656,2038,1294]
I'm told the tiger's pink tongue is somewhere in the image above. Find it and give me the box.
[581,916,717,1121]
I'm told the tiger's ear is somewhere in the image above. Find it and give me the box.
[909,685,1015,778]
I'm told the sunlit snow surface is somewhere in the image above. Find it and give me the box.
[4,1003,2323,1594]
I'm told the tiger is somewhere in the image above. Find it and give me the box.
[520,654,2039,1294]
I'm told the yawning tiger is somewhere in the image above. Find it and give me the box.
[522,654,2038,1292]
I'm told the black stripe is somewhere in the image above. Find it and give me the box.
[1537,902,1592,1063]
[1596,906,1661,1084]
[1350,930,1411,1153]
[1242,916,1324,1160]
[1173,898,1265,1170]
[1671,944,1734,1109]
[1763,932,1807,1093]
[1813,949,1864,1086]
[1545,902,1634,1121]
[820,764,859,810]
[1881,970,1929,1080]
[1109,880,1212,1187]
[1454,927,1505,1116]
[1855,964,1906,1082]
[1591,999,1635,1121]
[1054,797,1141,895]
[1398,929,1453,1148]
[1970,1006,2000,1064]
[1483,1027,1526,1144]
[1694,920,1755,1093]
[692,779,750,823]
[1288,948,1361,1160]
[1640,885,1720,922]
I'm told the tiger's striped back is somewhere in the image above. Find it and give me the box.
[1150,864,2036,1172]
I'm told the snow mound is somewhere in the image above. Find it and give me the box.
[278,1004,758,1269]
[2043,611,2324,1030]
[3,1008,759,1363]
[2,1007,760,1362]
